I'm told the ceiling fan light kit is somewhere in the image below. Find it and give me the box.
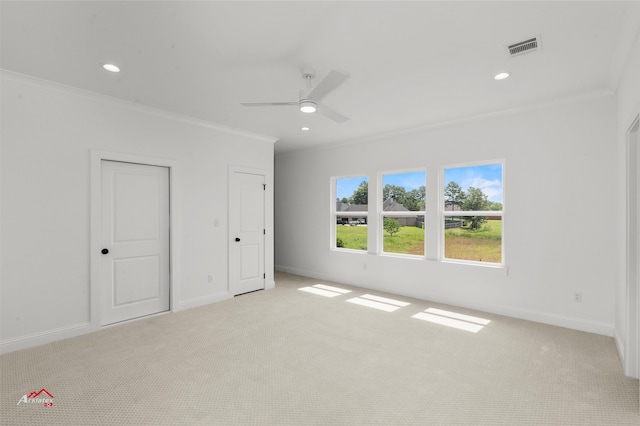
[299,100,317,113]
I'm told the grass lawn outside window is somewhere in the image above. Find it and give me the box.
[382,222,424,256]
[444,219,502,263]
[336,224,368,251]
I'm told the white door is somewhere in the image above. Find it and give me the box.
[100,160,170,325]
[229,171,265,296]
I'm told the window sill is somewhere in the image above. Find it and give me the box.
[440,259,508,274]
[380,252,425,260]
[332,248,368,254]
[329,250,509,274]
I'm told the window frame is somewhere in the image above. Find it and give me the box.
[378,168,426,258]
[331,174,369,252]
[439,160,505,267]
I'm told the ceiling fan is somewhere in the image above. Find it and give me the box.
[241,68,349,123]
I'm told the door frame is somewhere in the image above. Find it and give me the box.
[626,115,640,379]
[90,151,181,331]
[228,165,274,294]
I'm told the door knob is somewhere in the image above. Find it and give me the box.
[235,238,240,242]
[101,248,109,255]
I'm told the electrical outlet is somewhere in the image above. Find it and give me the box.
[363,263,367,270]
[573,292,582,302]
[208,275,214,283]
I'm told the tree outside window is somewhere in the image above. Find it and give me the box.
[334,176,368,251]
[443,163,503,264]
[381,170,426,256]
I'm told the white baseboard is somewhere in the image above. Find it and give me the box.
[0,322,91,355]
[614,326,626,366]
[274,265,614,337]
[1,291,253,354]
[276,264,336,282]
[177,292,233,311]
[3,270,615,354]
[459,300,614,337]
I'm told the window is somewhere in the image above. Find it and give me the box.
[333,176,368,251]
[442,162,503,264]
[380,171,426,256]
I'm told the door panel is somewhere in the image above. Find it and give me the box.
[101,161,170,325]
[230,171,265,295]
[241,245,260,279]
[114,173,161,242]
[113,256,161,306]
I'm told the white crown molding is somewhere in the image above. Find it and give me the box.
[0,69,278,144]
[606,3,640,92]
[278,87,615,158]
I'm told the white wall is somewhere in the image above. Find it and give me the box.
[275,94,617,336]
[0,71,274,352]
[615,27,640,374]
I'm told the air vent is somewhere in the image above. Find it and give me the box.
[506,36,541,57]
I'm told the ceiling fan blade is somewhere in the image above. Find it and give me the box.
[241,102,298,107]
[307,69,349,101]
[317,102,349,123]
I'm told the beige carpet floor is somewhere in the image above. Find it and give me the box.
[1,272,638,425]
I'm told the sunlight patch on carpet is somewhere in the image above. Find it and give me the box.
[360,294,410,307]
[298,284,352,297]
[413,308,491,333]
[425,308,490,325]
[312,284,352,294]
[346,297,401,312]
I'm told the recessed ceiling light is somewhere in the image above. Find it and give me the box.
[102,63,120,73]
[301,126,310,131]
[494,72,510,81]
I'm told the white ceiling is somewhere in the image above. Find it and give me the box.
[2,1,639,154]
